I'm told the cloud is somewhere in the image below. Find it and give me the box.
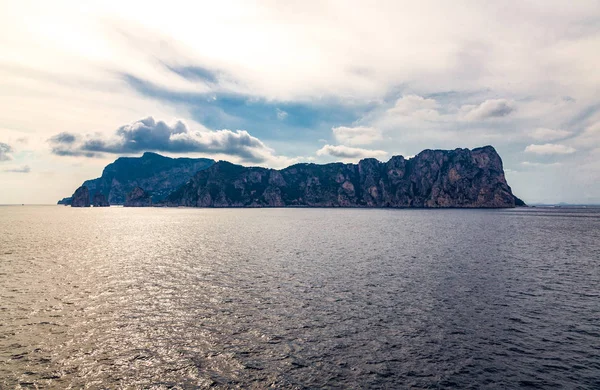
[49,132,77,144]
[316,144,387,160]
[50,149,100,158]
[276,108,288,120]
[387,95,440,120]
[47,132,94,156]
[0,142,13,161]
[49,116,292,165]
[524,143,576,155]
[389,95,438,114]
[3,165,31,173]
[529,128,571,141]
[521,161,562,168]
[461,99,515,121]
[570,121,600,149]
[332,126,382,145]
[167,65,220,84]
[48,133,99,157]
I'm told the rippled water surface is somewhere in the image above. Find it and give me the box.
[1,206,599,389]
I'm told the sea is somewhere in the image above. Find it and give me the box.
[0,206,599,389]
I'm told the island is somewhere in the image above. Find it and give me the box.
[60,146,525,208]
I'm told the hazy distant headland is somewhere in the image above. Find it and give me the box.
[61,146,525,208]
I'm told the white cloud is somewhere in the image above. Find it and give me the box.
[316,144,387,160]
[388,95,438,115]
[332,126,382,145]
[529,128,571,141]
[385,95,441,122]
[524,143,576,155]
[521,161,562,167]
[461,99,515,121]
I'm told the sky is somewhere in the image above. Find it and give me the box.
[1,0,599,204]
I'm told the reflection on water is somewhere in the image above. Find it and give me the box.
[1,206,599,388]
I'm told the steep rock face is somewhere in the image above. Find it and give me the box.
[124,186,152,207]
[164,146,523,208]
[59,152,214,205]
[92,193,110,207]
[71,186,90,207]
[513,195,526,207]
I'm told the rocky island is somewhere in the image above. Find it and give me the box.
[61,146,524,209]
[164,146,524,208]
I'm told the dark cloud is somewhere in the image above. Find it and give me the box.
[0,142,13,161]
[49,117,278,163]
[47,132,100,157]
[51,148,99,158]
[49,132,77,144]
[3,165,30,173]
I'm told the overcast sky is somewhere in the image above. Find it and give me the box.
[1,0,599,204]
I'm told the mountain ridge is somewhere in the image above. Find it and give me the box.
[163,146,524,208]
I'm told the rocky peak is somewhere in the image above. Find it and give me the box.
[141,151,167,160]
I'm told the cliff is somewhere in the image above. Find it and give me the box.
[124,186,152,207]
[71,186,90,207]
[59,152,214,205]
[92,192,110,207]
[164,146,523,208]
